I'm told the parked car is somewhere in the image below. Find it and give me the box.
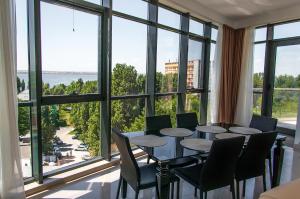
[75,144,88,151]
[81,154,92,161]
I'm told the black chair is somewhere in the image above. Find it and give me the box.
[174,136,245,199]
[145,115,198,167]
[249,115,277,132]
[112,128,180,199]
[235,131,277,199]
[176,112,199,131]
[249,115,278,187]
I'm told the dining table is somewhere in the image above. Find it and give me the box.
[196,125,227,139]
[125,126,286,198]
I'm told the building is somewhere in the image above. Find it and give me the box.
[165,60,202,89]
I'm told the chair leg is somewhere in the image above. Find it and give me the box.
[268,157,273,186]
[116,176,122,199]
[176,181,180,199]
[122,179,127,198]
[242,180,246,197]
[204,191,207,199]
[194,187,197,197]
[263,173,267,192]
[155,182,160,199]
[200,190,204,199]
[135,189,139,199]
[171,182,174,199]
[231,181,236,199]
[147,155,150,164]
[236,180,240,199]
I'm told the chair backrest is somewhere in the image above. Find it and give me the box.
[235,131,278,181]
[176,112,199,131]
[249,115,277,132]
[112,128,140,189]
[145,115,172,136]
[199,136,245,191]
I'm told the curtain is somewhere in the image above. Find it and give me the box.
[218,25,245,124]
[209,24,223,124]
[0,0,26,198]
[234,27,255,126]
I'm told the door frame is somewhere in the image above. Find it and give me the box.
[262,38,300,130]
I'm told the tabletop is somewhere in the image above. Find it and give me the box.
[229,126,262,135]
[180,138,213,153]
[160,128,194,137]
[215,133,250,142]
[196,125,227,134]
[129,135,167,148]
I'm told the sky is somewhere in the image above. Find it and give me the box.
[16,0,300,76]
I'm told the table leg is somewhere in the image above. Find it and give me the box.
[122,178,127,198]
[175,137,183,157]
[272,139,285,188]
[157,161,171,199]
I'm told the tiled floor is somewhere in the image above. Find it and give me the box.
[29,145,300,199]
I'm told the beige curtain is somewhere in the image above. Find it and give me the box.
[0,0,26,198]
[218,25,245,124]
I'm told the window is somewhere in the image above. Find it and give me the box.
[111,98,145,153]
[211,27,218,41]
[84,0,102,5]
[187,39,203,89]
[189,19,204,36]
[185,93,201,119]
[274,21,300,39]
[158,7,180,29]
[41,2,100,95]
[112,17,147,96]
[113,0,148,19]
[253,43,265,114]
[255,27,267,42]
[42,102,101,174]
[156,29,180,93]
[155,95,177,126]
[16,0,32,179]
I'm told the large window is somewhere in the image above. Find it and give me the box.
[16,0,215,182]
[112,17,147,96]
[41,2,99,95]
[156,29,180,93]
[274,21,300,39]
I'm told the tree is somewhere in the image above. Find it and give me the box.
[18,106,30,136]
[41,106,56,155]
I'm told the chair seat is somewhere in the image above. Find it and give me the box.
[174,164,203,187]
[169,156,199,169]
[139,164,158,189]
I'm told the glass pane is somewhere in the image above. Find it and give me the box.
[185,93,201,119]
[211,27,218,41]
[189,19,203,35]
[41,2,99,94]
[16,0,29,101]
[187,39,203,89]
[155,95,177,126]
[274,21,300,39]
[253,93,262,115]
[272,45,300,129]
[158,7,180,29]
[255,27,267,42]
[253,43,266,89]
[156,29,179,93]
[112,17,147,96]
[42,102,101,174]
[111,98,145,153]
[113,0,148,20]
[84,0,102,5]
[19,106,32,178]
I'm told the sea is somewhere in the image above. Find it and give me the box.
[17,71,97,87]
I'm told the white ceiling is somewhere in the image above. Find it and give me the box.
[160,0,300,28]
